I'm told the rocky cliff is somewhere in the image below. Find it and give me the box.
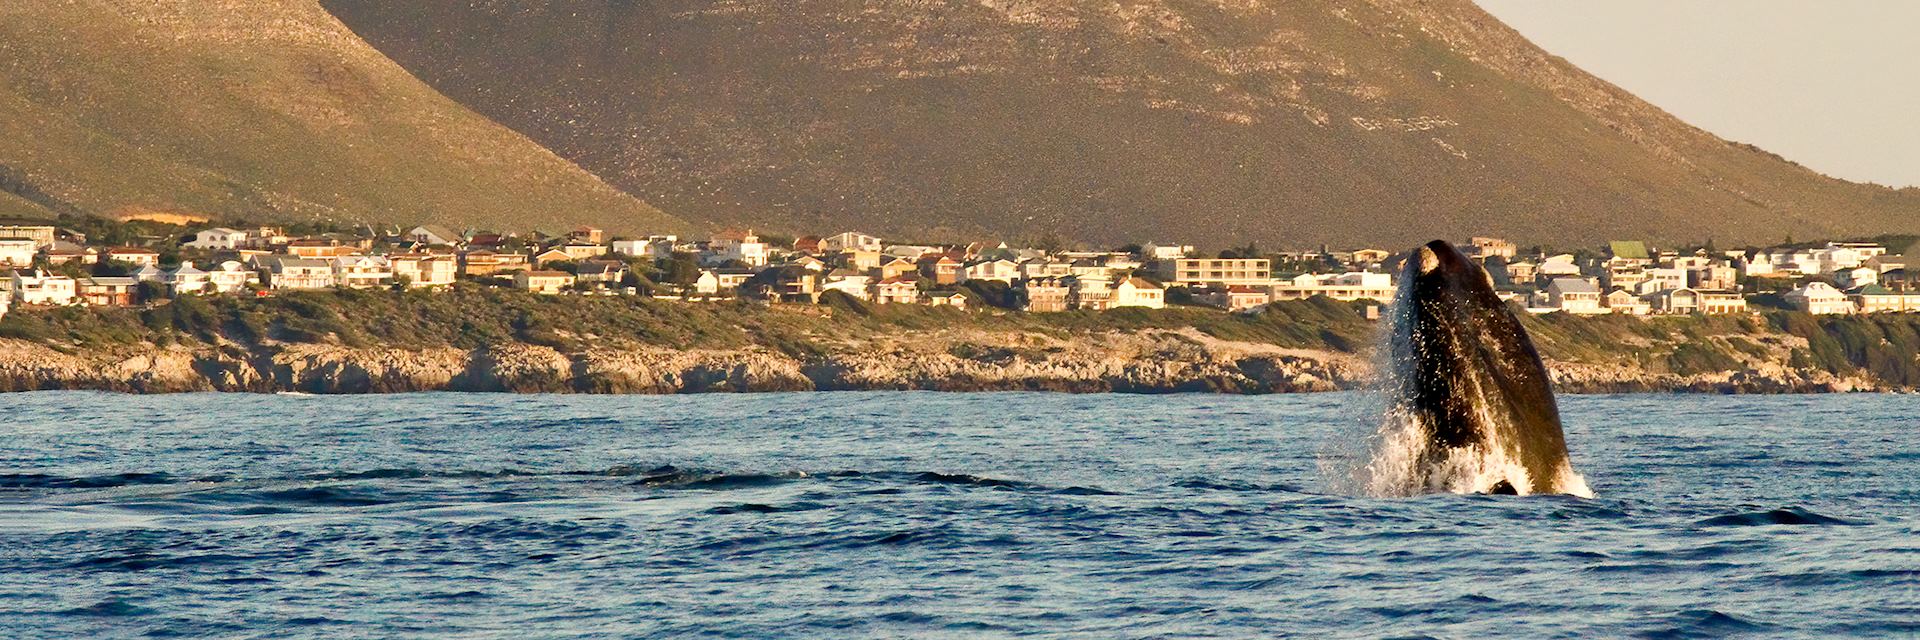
[0,328,1879,395]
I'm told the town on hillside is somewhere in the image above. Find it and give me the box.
[1,218,1916,321]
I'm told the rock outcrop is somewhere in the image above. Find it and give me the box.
[0,328,1886,395]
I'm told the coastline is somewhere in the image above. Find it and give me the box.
[0,333,1879,395]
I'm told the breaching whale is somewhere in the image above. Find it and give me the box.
[1369,239,1588,496]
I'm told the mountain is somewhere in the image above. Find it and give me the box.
[0,0,685,234]
[319,0,1920,248]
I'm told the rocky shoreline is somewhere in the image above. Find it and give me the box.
[0,330,1884,395]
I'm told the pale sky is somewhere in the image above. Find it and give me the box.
[1475,0,1920,188]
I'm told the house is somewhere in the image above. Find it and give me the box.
[1465,237,1518,260]
[1605,288,1649,315]
[1502,260,1538,284]
[1350,249,1392,265]
[1688,265,1740,291]
[1199,285,1271,311]
[10,270,76,305]
[78,276,139,306]
[1110,276,1166,309]
[711,229,768,266]
[164,262,211,295]
[918,255,962,285]
[877,257,918,280]
[332,256,393,289]
[1018,277,1071,312]
[960,259,1020,284]
[0,239,35,267]
[1636,267,1688,293]
[242,227,288,249]
[260,257,336,290]
[1538,254,1582,278]
[206,261,257,293]
[610,235,679,260]
[514,270,574,294]
[1866,254,1909,274]
[1140,243,1192,261]
[819,270,872,300]
[0,223,58,248]
[1606,241,1653,268]
[714,268,757,292]
[1020,259,1075,279]
[390,255,457,288]
[1784,282,1855,314]
[923,291,967,309]
[574,260,628,286]
[835,249,883,271]
[185,228,249,250]
[533,248,574,265]
[1544,278,1605,314]
[1160,258,1272,287]
[824,232,883,253]
[404,225,461,246]
[1837,267,1879,290]
[41,241,96,265]
[1851,285,1920,313]
[1068,274,1114,311]
[748,266,819,303]
[129,264,165,282]
[1271,272,1396,303]
[691,271,721,297]
[871,276,919,304]
[461,250,529,277]
[791,236,827,254]
[285,238,358,259]
[104,247,160,266]
[789,255,828,272]
[570,226,606,244]
[556,242,607,262]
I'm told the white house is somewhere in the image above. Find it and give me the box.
[10,270,76,305]
[823,232,882,253]
[185,228,249,251]
[206,261,256,293]
[332,256,393,289]
[1110,276,1166,309]
[960,259,1020,284]
[1140,243,1192,261]
[1271,271,1396,303]
[1538,254,1582,278]
[404,225,461,246]
[0,239,36,267]
[261,257,335,290]
[711,229,768,267]
[1784,282,1855,315]
[1544,278,1605,315]
[820,270,872,300]
[1836,267,1879,290]
[390,255,457,288]
[164,262,211,295]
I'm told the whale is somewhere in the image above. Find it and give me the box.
[1374,239,1587,496]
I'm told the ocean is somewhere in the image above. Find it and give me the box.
[2,391,1915,638]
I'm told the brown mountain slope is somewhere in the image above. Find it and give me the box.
[320,0,1920,248]
[0,0,684,234]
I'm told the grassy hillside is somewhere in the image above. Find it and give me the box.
[0,0,686,234]
[321,0,1920,248]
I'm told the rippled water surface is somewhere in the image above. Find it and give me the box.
[3,392,1916,638]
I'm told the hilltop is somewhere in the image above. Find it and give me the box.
[0,0,685,234]
[320,0,1920,248]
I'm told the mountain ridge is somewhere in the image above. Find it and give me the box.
[0,0,686,234]
[318,0,1920,248]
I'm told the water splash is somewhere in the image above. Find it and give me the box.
[1324,264,1592,498]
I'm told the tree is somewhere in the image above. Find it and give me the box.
[658,252,702,294]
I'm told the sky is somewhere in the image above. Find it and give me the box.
[1475,0,1920,188]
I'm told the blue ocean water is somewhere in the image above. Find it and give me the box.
[1,391,1915,639]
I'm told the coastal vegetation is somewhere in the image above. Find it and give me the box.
[5,288,1920,392]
